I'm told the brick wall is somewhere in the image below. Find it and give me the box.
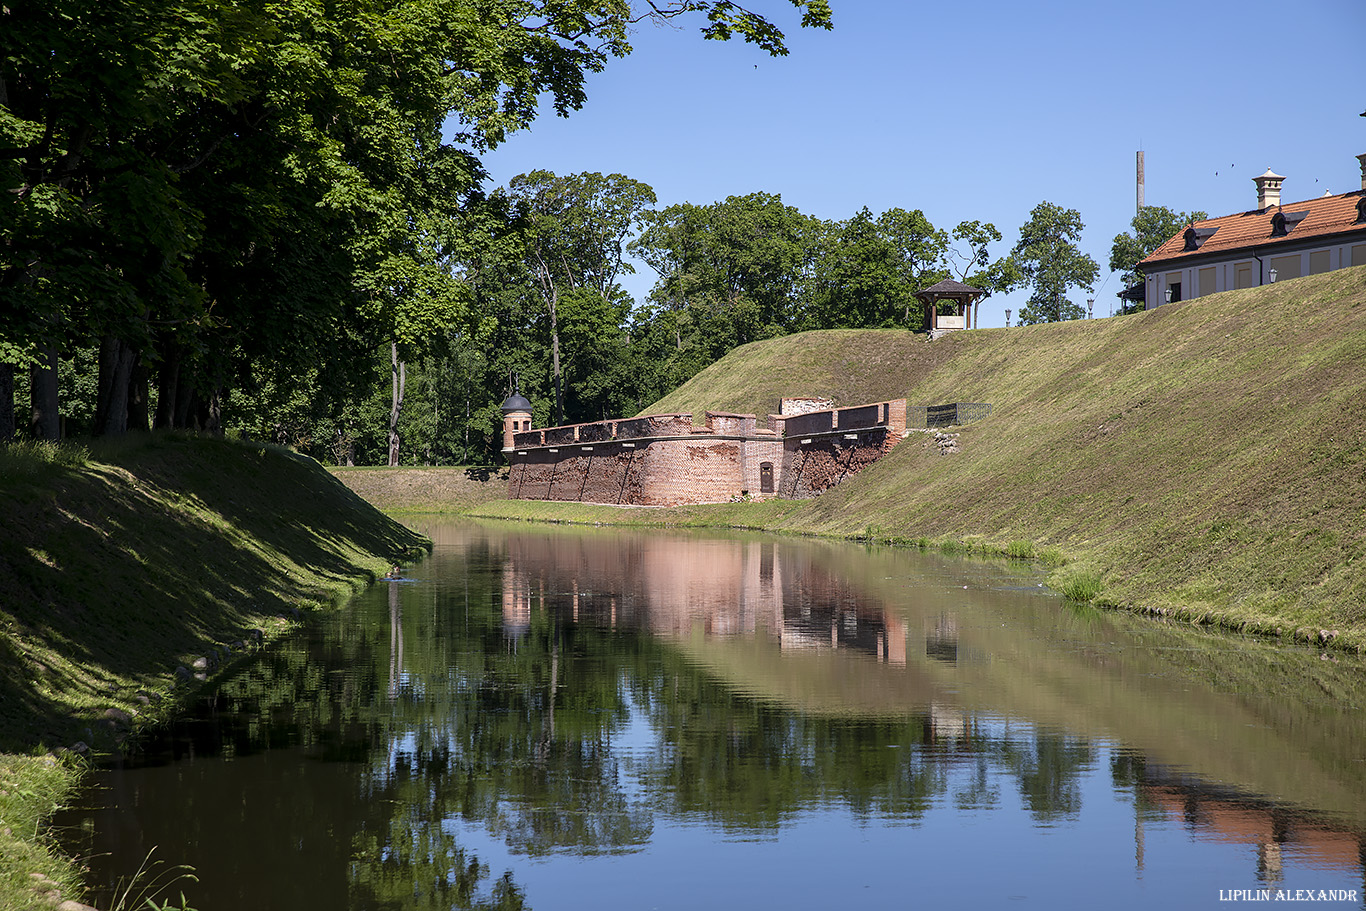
[638,438,745,505]
[507,398,909,505]
[780,428,898,498]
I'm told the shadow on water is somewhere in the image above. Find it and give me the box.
[58,520,1366,910]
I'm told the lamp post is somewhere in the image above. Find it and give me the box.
[1005,309,1011,328]
[1269,268,1278,283]
[1164,288,1172,304]
[1087,298,1094,319]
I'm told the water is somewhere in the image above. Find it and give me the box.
[59,521,1366,910]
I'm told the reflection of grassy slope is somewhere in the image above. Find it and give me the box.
[476,266,1366,647]
[0,434,427,753]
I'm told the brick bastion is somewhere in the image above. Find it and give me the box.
[506,399,909,507]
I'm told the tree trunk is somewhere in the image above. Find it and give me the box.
[154,336,181,430]
[29,346,60,440]
[127,358,150,432]
[0,362,14,442]
[94,336,137,436]
[388,341,405,467]
[549,293,563,426]
[199,385,222,434]
[173,371,196,430]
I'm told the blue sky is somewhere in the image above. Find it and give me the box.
[478,0,1366,329]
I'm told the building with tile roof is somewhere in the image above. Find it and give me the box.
[1138,153,1366,310]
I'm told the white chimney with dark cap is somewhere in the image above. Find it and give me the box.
[1254,168,1284,210]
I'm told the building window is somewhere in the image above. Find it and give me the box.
[1164,272,1183,303]
[1270,254,1301,282]
[1309,251,1331,275]
[1353,244,1366,267]
[1199,267,1217,297]
[760,462,774,494]
[1235,264,1254,289]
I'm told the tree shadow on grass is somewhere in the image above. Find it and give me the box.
[0,434,427,752]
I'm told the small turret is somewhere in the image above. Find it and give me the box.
[500,388,532,453]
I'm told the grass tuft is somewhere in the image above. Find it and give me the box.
[1059,569,1104,603]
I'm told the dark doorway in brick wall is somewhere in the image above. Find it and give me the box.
[760,462,774,493]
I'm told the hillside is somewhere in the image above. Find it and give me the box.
[0,434,427,753]
[487,265,1366,647]
[330,464,507,514]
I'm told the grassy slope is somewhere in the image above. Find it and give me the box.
[329,464,507,514]
[0,433,428,753]
[476,265,1366,648]
[0,433,427,910]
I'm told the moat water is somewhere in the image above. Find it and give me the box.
[59,521,1366,910]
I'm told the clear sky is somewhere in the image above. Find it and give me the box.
[477,0,1366,329]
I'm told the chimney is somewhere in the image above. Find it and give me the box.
[1254,168,1285,210]
[1136,150,1145,213]
[1357,153,1366,190]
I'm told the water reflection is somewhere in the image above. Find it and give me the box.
[60,522,1366,910]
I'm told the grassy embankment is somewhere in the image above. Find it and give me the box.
[351,266,1366,650]
[0,434,427,911]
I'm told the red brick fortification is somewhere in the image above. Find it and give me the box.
[506,399,909,506]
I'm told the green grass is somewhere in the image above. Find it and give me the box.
[0,432,428,754]
[451,265,1366,650]
[0,432,427,911]
[0,754,84,911]
[329,464,506,514]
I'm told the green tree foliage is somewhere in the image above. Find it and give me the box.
[629,191,819,356]
[1011,201,1099,325]
[947,220,1024,327]
[805,207,947,330]
[645,1,834,55]
[1,1,833,441]
[502,171,656,425]
[1108,205,1208,314]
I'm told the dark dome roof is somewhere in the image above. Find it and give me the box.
[500,392,532,413]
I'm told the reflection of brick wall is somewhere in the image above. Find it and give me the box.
[499,533,909,667]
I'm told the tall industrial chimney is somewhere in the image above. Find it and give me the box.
[1136,151,1144,212]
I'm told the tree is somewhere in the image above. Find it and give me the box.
[947,220,1024,328]
[629,192,819,337]
[805,207,946,330]
[1109,205,1208,315]
[1011,202,1099,325]
[503,171,656,426]
[2,1,836,440]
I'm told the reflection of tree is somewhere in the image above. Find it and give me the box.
[350,807,527,910]
[628,668,948,827]
[998,732,1095,821]
[131,533,1116,909]
[952,754,1000,811]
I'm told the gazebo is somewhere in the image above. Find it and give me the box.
[914,279,985,338]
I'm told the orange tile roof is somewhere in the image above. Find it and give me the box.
[1140,189,1366,268]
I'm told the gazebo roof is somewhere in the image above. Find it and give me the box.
[913,279,986,304]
